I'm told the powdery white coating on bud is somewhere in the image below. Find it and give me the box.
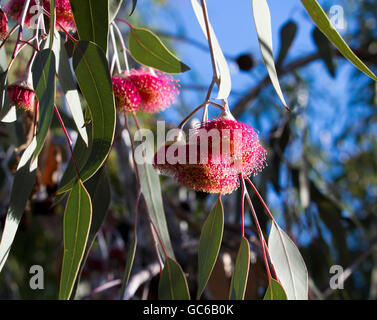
[7,84,36,111]
[4,0,76,32]
[127,67,179,113]
[112,76,141,113]
[0,9,8,40]
[196,118,267,177]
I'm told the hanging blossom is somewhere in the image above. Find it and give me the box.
[3,0,76,32]
[154,143,240,194]
[112,67,180,114]
[7,70,36,111]
[127,67,179,113]
[153,117,267,194]
[112,76,141,113]
[194,118,267,177]
[0,9,8,40]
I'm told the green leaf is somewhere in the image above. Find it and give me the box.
[49,0,56,49]
[69,0,109,53]
[0,138,37,272]
[71,168,111,298]
[312,27,336,78]
[276,20,298,67]
[32,49,56,163]
[158,257,190,300]
[197,198,224,299]
[128,27,190,74]
[130,0,137,16]
[252,0,288,109]
[264,278,288,300]
[301,0,377,82]
[58,41,116,193]
[268,223,308,300]
[191,0,231,100]
[49,31,88,145]
[109,0,123,21]
[59,180,92,300]
[138,159,175,259]
[229,236,250,300]
[120,236,137,299]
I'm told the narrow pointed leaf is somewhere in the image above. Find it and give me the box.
[32,49,56,162]
[71,168,111,298]
[138,155,175,258]
[252,0,288,109]
[312,27,336,78]
[158,257,190,300]
[120,236,137,299]
[59,180,92,300]
[128,27,190,74]
[130,0,137,16]
[229,236,250,300]
[268,223,308,300]
[301,0,377,81]
[264,278,288,300]
[58,41,116,193]
[50,31,88,145]
[197,198,224,299]
[69,0,109,53]
[191,0,231,99]
[276,20,298,67]
[0,138,37,272]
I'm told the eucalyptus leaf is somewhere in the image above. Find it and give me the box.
[252,0,288,109]
[0,138,37,272]
[59,180,92,300]
[312,27,336,78]
[138,159,175,259]
[268,223,308,300]
[128,27,190,74]
[264,278,288,300]
[276,20,298,67]
[32,49,56,163]
[301,0,377,81]
[191,0,231,100]
[229,236,250,300]
[58,41,116,193]
[50,31,88,145]
[70,0,109,53]
[197,198,224,299]
[158,257,190,300]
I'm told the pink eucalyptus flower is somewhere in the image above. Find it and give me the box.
[0,9,8,40]
[3,0,37,27]
[112,76,141,113]
[127,67,179,113]
[44,0,76,32]
[153,143,240,194]
[195,118,267,177]
[7,68,36,111]
[7,83,36,111]
[4,0,76,32]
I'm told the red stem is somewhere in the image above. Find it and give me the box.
[114,18,134,29]
[53,104,81,179]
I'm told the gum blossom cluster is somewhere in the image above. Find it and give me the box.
[3,0,76,31]
[153,118,267,194]
[112,67,179,114]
